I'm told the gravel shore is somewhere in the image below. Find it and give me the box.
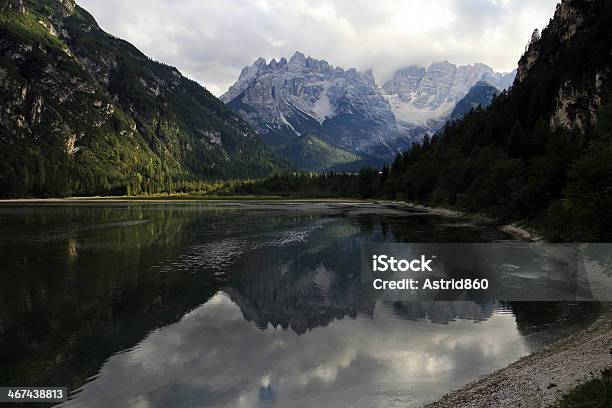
[425,308,612,408]
[499,223,544,242]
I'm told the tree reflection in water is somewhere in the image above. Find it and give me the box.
[0,202,601,407]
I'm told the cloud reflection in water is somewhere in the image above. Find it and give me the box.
[63,293,528,408]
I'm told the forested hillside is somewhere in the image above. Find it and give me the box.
[0,0,287,197]
[380,0,612,240]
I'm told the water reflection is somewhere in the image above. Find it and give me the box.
[0,202,601,408]
[61,293,529,408]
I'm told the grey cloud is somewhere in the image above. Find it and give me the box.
[78,0,559,96]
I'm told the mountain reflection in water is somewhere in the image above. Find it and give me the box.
[0,202,600,408]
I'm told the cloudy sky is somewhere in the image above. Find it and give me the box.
[79,0,559,96]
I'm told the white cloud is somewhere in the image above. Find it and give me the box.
[78,0,559,96]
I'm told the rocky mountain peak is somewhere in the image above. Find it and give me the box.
[473,80,494,87]
[221,52,403,169]
[267,58,282,70]
[289,51,306,66]
[253,56,266,68]
[381,61,515,133]
[447,80,500,122]
[222,53,518,169]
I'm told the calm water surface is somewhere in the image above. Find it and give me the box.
[0,202,600,408]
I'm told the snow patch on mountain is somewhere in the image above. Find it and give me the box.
[279,112,300,136]
[221,52,517,168]
[381,62,516,133]
[221,52,401,160]
[311,81,335,124]
[386,94,456,126]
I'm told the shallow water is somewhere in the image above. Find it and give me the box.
[0,202,599,407]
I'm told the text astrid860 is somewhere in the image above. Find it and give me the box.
[372,278,489,291]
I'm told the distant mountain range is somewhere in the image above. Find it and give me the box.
[222,54,515,170]
[380,62,515,135]
[0,0,521,196]
[0,0,287,197]
[221,53,402,171]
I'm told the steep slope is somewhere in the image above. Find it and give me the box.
[0,0,286,197]
[516,1,609,132]
[221,52,403,168]
[447,81,500,123]
[382,0,612,240]
[275,134,380,172]
[381,62,515,136]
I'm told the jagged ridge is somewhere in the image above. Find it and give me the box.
[222,53,515,170]
[221,52,405,170]
[381,62,515,134]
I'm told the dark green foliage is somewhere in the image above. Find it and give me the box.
[0,0,287,198]
[276,133,377,172]
[224,172,360,198]
[555,369,612,408]
[544,110,612,241]
[377,99,611,240]
[358,167,379,199]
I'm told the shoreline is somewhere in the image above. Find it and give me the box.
[425,307,612,408]
[389,201,544,242]
[0,196,364,204]
[499,222,544,242]
[0,196,544,241]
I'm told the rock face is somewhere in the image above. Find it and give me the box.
[517,0,611,132]
[381,62,515,135]
[447,81,501,123]
[0,0,286,197]
[221,52,403,169]
[223,54,515,169]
